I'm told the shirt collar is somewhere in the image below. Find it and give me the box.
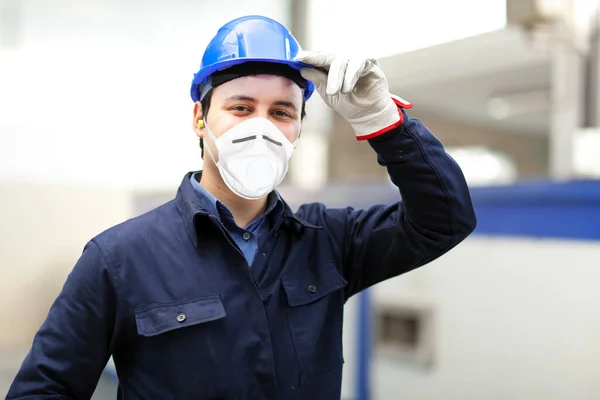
[175,172,322,247]
[189,172,220,218]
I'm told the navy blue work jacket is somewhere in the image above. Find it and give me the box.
[8,112,477,399]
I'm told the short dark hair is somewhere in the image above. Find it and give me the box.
[198,89,306,159]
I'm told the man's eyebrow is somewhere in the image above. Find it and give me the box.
[224,95,298,112]
[223,95,257,103]
[273,100,298,112]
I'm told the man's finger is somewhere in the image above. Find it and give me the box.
[341,58,368,94]
[295,50,336,69]
[326,56,349,96]
[300,67,327,90]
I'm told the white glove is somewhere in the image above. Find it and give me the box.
[296,51,412,140]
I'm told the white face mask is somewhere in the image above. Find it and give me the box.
[204,117,296,200]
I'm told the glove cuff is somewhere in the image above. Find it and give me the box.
[355,95,413,141]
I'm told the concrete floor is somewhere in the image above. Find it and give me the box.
[1,347,118,399]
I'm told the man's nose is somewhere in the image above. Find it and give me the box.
[256,109,271,120]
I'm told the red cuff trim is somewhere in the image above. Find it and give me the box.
[391,94,413,109]
[356,96,411,141]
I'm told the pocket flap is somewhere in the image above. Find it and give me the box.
[134,295,226,337]
[281,264,347,307]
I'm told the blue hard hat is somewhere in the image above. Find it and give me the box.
[190,15,314,102]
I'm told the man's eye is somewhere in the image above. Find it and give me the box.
[273,110,291,118]
[232,106,250,112]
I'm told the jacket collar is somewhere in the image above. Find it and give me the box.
[175,172,321,246]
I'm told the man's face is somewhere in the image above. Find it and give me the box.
[194,74,304,163]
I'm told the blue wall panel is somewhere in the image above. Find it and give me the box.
[470,180,600,240]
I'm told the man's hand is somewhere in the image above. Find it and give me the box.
[296,51,412,140]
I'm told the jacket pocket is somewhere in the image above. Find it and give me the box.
[281,263,348,307]
[134,295,226,337]
[281,264,347,381]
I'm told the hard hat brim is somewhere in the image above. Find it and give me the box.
[190,58,315,102]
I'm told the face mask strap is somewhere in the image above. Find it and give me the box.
[203,119,220,166]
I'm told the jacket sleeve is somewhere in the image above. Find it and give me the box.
[324,109,477,298]
[7,240,117,399]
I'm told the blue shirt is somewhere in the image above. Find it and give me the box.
[7,110,477,400]
[189,173,281,266]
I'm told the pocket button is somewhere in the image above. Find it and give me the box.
[176,312,187,323]
[307,284,317,294]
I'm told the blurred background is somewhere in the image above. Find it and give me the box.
[1,0,600,398]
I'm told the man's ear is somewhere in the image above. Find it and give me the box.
[192,101,204,139]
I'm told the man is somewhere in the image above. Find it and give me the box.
[8,15,476,400]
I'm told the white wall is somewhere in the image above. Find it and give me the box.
[0,180,133,348]
[370,236,600,400]
[306,0,506,58]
